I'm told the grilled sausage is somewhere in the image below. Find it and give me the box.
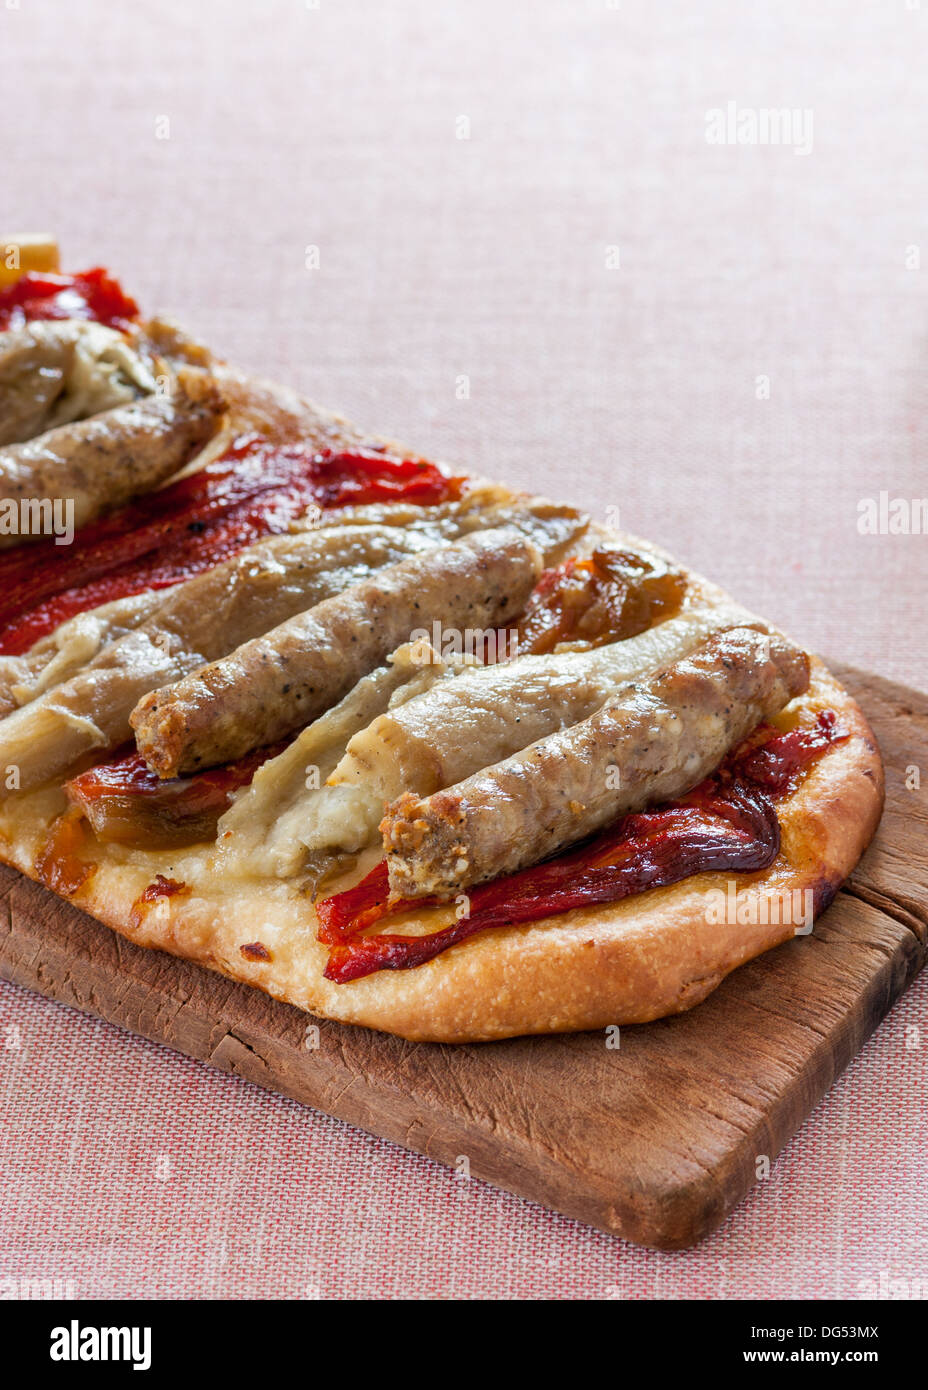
[0,320,156,447]
[0,493,584,787]
[0,521,459,789]
[0,492,583,717]
[0,365,223,547]
[381,627,811,898]
[329,603,755,809]
[131,528,544,778]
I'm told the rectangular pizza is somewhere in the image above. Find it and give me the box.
[0,241,883,1041]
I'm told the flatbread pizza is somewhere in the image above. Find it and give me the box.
[0,240,883,1041]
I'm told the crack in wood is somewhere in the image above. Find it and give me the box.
[842,881,928,947]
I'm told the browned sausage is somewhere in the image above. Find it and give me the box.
[0,365,223,545]
[131,528,544,778]
[381,627,810,898]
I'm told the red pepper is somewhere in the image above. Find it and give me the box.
[65,741,287,849]
[0,268,139,332]
[0,437,466,655]
[317,713,847,982]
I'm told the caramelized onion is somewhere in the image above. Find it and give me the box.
[515,549,686,654]
[65,742,286,849]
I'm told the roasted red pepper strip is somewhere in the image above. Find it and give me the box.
[317,861,394,943]
[0,268,139,332]
[65,741,287,849]
[732,711,843,794]
[0,437,466,654]
[317,713,847,982]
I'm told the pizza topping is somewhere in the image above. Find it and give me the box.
[63,640,467,857]
[0,590,177,722]
[0,365,224,553]
[317,710,846,982]
[325,602,752,828]
[0,501,582,793]
[0,492,572,721]
[515,549,686,654]
[0,319,159,448]
[0,438,466,655]
[34,807,97,897]
[0,520,461,792]
[130,529,544,779]
[381,627,810,899]
[215,639,473,882]
[0,267,139,333]
[64,742,286,849]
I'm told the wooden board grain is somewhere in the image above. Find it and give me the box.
[0,662,925,1248]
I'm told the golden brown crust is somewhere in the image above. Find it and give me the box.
[0,374,885,1042]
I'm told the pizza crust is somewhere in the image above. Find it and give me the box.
[0,368,885,1042]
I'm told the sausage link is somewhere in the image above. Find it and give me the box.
[131,528,543,777]
[0,365,223,544]
[381,627,811,898]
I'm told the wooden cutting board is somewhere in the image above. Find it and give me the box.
[1,662,924,1249]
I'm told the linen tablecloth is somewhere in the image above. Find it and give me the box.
[1,0,925,1298]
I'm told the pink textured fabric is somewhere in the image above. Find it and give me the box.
[1,0,926,1298]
